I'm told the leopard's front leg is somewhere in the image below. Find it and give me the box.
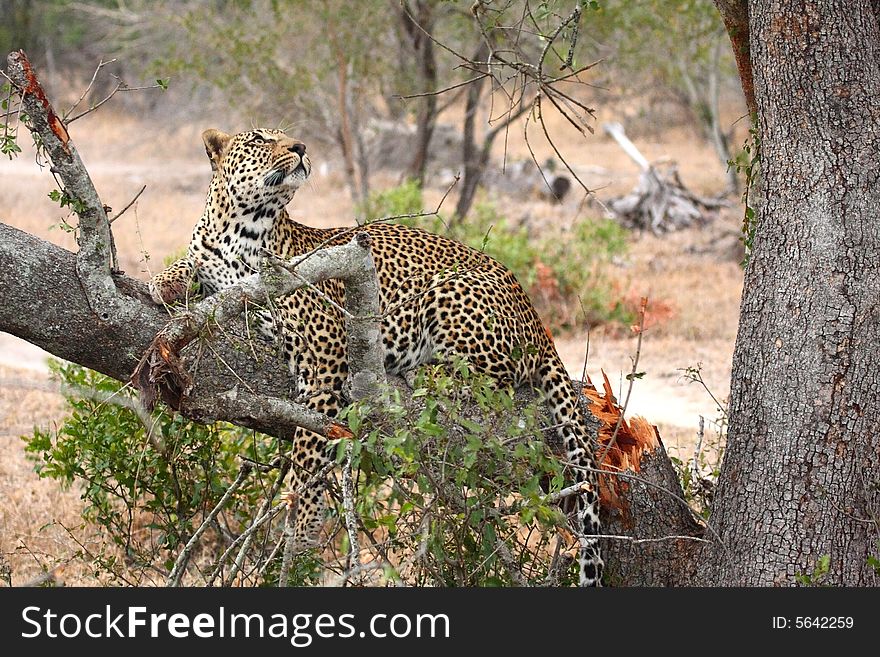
[149,257,197,305]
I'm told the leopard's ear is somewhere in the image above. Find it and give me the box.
[202,129,231,171]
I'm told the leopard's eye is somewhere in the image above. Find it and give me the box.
[250,136,267,146]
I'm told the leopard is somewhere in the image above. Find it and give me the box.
[149,127,604,586]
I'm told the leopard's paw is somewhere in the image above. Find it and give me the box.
[149,275,189,305]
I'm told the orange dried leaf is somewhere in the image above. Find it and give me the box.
[326,423,354,440]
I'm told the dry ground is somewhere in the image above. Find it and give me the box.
[0,99,744,585]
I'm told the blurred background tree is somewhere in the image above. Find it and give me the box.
[2,0,743,210]
[582,0,741,190]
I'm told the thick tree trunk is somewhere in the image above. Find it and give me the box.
[697,0,880,585]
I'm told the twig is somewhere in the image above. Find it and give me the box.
[109,184,146,223]
[571,463,725,552]
[67,78,166,124]
[64,58,117,120]
[56,521,139,586]
[561,4,581,71]
[210,460,334,586]
[333,561,385,587]
[220,457,291,586]
[209,505,286,586]
[166,461,254,587]
[578,304,591,388]
[278,491,299,587]
[494,538,528,586]
[542,480,593,504]
[692,415,705,483]
[535,95,593,194]
[340,441,361,580]
[597,296,648,465]
[581,533,709,545]
[256,535,286,580]
[396,74,489,100]
[543,534,569,586]
[536,3,582,76]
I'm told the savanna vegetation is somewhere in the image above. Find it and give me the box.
[2,0,875,588]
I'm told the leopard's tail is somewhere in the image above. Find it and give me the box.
[539,352,604,587]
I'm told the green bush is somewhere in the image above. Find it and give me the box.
[23,360,580,586]
[452,203,632,328]
[22,360,304,585]
[360,178,424,223]
[338,359,576,586]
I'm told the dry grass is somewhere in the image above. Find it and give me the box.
[0,95,743,584]
[0,366,109,585]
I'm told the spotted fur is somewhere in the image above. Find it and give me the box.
[150,128,603,586]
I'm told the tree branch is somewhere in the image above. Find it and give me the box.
[6,50,119,317]
[131,232,385,427]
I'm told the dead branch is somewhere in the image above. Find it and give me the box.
[221,458,292,587]
[603,122,727,233]
[340,441,362,579]
[598,296,648,464]
[63,57,117,120]
[109,184,146,223]
[167,461,254,587]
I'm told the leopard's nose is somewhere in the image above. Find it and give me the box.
[289,142,306,156]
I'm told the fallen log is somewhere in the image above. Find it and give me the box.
[603,122,727,234]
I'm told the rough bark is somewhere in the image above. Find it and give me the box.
[0,222,342,440]
[696,0,880,585]
[601,444,706,586]
[7,50,119,317]
[0,223,161,382]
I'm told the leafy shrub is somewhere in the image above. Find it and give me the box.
[23,360,296,584]
[360,178,424,223]
[454,203,631,328]
[338,359,577,586]
[23,360,580,586]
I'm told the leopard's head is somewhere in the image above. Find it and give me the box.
[202,128,311,207]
